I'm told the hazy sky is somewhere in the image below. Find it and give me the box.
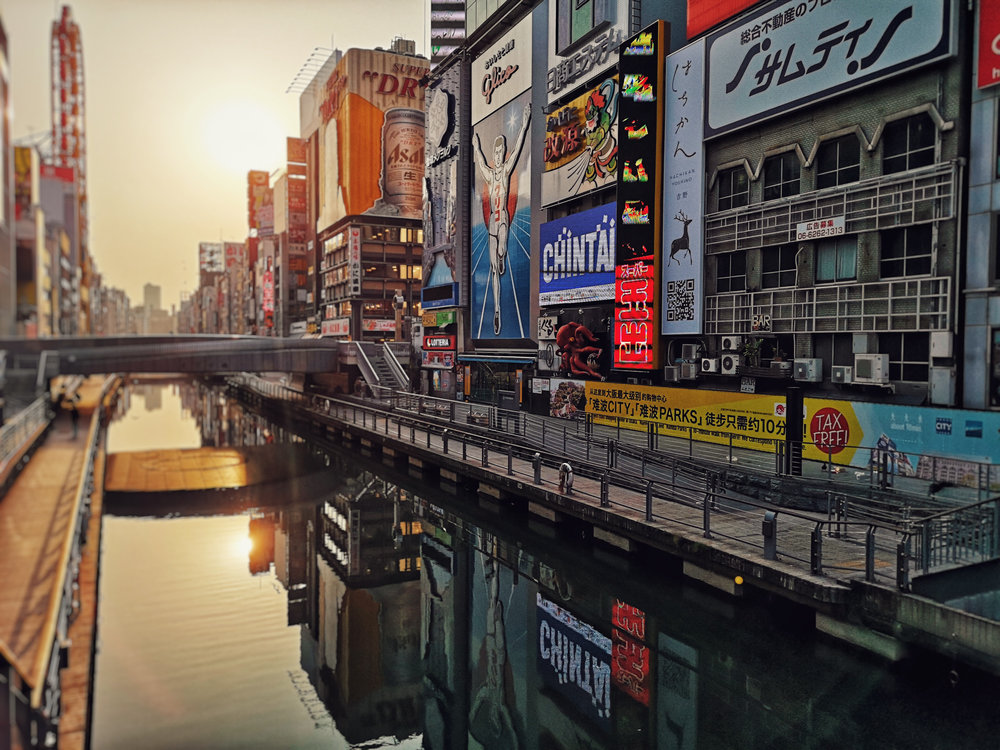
[0,0,429,307]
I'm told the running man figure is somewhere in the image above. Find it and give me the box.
[474,102,531,335]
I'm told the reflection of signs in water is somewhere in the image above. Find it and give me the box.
[469,553,519,750]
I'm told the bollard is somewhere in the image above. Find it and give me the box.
[762,511,777,560]
[482,443,489,468]
[811,523,822,574]
[645,481,653,521]
[443,429,449,455]
[507,444,513,476]
[427,428,431,448]
[463,438,467,461]
[411,424,416,443]
[601,471,609,507]
[533,452,542,484]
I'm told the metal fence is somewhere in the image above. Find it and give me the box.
[0,396,53,489]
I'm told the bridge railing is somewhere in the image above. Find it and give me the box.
[911,496,1000,574]
[0,396,53,491]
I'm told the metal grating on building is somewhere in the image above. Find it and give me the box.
[704,161,960,254]
[705,277,951,336]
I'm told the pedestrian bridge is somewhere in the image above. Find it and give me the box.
[0,335,339,378]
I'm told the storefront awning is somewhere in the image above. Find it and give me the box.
[457,353,536,364]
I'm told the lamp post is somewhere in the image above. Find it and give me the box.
[393,289,405,342]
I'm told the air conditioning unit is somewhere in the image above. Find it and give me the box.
[831,365,853,384]
[794,358,822,382]
[854,353,889,384]
[721,335,742,352]
[681,343,700,360]
[701,357,720,373]
[721,353,742,375]
[664,365,680,383]
[680,362,699,379]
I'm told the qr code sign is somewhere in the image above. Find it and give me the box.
[666,278,695,321]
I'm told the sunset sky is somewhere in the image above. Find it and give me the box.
[0,0,429,307]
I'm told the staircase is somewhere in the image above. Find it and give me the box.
[356,342,410,392]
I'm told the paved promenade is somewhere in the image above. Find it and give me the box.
[0,376,105,750]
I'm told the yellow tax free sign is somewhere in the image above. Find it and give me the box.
[585,382,788,450]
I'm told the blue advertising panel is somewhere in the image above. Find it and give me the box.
[539,202,616,306]
[470,89,533,341]
[537,594,612,732]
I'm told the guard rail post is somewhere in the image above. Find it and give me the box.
[442,429,449,455]
[482,443,488,468]
[897,535,910,590]
[601,471,609,507]
[533,452,542,484]
[645,481,653,522]
[865,526,876,582]
[507,444,513,476]
[811,523,822,574]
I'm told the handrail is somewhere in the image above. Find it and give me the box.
[354,343,381,387]
[31,375,120,711]
[0,396,52,478]
[381,342,410,391]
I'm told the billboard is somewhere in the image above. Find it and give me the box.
[423,63,467,308]
[662,39,706,336]
[978,1,1000,89]
[613,23,666,370]
[537,594,612,732]
[705,0,953,138]
[546,0,628,104]
[540,202,616,306]
[247,170,269,230]
[14,146,32,221]
[198,242,224,274]
[470,88,532,341]
[541,77,620,206]
[471,15,532,125]
[318,48,429,229]
[686,0,759,40]
[223,242,244,269]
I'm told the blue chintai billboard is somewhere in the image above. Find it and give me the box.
[540,202,616,306]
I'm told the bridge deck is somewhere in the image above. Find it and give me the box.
[0,377,104,691]
[104,444,317,493]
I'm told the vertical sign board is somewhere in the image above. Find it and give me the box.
[979,1,1000,89]
[662,39,705,335]
[470,15,533,342]
[614,22,666,370]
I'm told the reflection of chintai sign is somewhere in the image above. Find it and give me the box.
[706,0,952,137]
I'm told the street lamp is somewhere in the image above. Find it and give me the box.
[393,289,405,342]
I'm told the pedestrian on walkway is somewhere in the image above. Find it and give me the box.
[70,400,79,439]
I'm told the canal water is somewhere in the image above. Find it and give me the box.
[90,380,1000,749]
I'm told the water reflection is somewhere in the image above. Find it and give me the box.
[94,382,1000,749]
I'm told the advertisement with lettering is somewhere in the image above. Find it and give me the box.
[541,77,620,206]
[318,48,429,230]
[978,1,1000,89]
[423,64,467,309]
[472,14,532,125]
[537,595,612,732]
[199,242,224,274]
[471,89,532,341]
[586,381,788,449]
[540,202,616,305]
[614,23,665,370]
[547,0,628,103]
[706,0,952,138]
[663,39,705,336]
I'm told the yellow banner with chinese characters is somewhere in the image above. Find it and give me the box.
[585,382,788,451]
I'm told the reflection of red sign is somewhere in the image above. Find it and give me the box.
[811,407,849,454]
[611,600,649,706]
[423,335,456,350]
[979,3,1000,89]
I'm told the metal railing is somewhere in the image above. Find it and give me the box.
[0,396,53,488]
[912,496,1000,574]
[382,342,411,391]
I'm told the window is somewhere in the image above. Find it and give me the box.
[880,332,930,382]
[816,136,860,189]
[716,251,746,293]
[881,225,932,278]
[882,114,935,174]
[762,152,800,200]
[556,0,614,54]
[762,244,797,289]
[816,236,857,282]
[717,167,749,211]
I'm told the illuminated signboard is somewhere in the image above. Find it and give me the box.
[539,202,616,306]
[423,334,456,349]
[979,2,1000,89]
[705,0,952,138]
[613,22,665,370]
